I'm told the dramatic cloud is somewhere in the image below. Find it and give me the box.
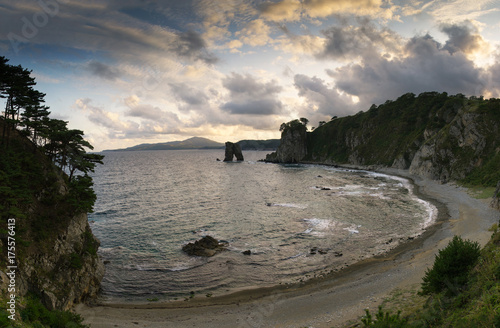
[441,22,488,56]
[294,74,356,118]
[174,30,219,64]
[221,73,283,115]
[2,0,499,150]
[329,32,484,107]
[317,20,402,60]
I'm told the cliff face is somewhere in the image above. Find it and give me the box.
[492,181,500,210]
[290,93,499,190]
[18,211,104,310]
[265,120,307,163]
[409,107,499,182]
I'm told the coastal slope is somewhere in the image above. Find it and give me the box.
[0,121,104,311]
[269,93,499,189]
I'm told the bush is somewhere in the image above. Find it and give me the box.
[421,236,481,295]
[20,295,87,328]
[361,306,409,327]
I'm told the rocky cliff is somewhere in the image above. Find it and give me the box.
[265,119,308,163]
[0,125,104,311]
[17,211,104,311]
[492,181,500,210]
[274,93,499,193]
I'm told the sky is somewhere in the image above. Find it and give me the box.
[1,0,500,151]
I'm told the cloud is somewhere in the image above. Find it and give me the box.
[221,73,283,115]
[174,30,219,64]
[276,24,325,56]
[169,82,210,109]
[440,22,489,56]
[87,61,122,81]
[328,31,485,107]
[426,0,500,23]
[236,19,272,47]
[259,0,394,21]
[1,1,218,66]
[317,19,402,60]
[77,97,182,139]
[294,74,356,118]
[259,0,302,22]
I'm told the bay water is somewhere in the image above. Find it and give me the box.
[89,150,436,302]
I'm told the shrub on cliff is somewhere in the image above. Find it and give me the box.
[421,235,481,295]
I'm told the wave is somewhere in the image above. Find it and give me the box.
[267,203,307,209]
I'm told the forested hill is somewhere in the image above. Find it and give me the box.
[1,55,104,321]
[304,92,500,187]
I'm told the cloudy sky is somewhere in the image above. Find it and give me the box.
[1,0,499,151]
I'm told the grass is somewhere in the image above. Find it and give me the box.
[464,186,497,199]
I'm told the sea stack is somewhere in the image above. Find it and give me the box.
[224,141,244,161]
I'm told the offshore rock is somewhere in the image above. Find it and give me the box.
[224,142,244,161]
[492,181,500,210]
[183,236,227,257]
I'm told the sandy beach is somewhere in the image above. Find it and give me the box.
[76,169,499,328]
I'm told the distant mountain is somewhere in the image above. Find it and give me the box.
[107,137,225,151]
[237,139,280,150]
[106,137,281,152]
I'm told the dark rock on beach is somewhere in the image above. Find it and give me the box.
[182,236,227,257]
[242,250,252,255]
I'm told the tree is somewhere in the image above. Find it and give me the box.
[1,56,103,214]
[0,56,37,144]
[421,235,481,295]
[20,89,50,147]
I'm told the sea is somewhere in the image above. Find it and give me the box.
[88,149,437,303]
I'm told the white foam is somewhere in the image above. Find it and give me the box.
[362,170,437,229]
[343,225,361,234]
[271,203,307,209]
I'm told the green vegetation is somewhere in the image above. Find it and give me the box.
[306,92,500,187]
[20,295,88,328]
[421,236,481,296]
[0,56,103,220]
[358,230,500,327]
[279,118,308,134]
[0,57,102,326]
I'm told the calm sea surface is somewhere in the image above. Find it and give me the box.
[89,150,436,302]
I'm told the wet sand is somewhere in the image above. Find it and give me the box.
[76,168,499,327]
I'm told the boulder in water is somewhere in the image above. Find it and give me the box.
[182,236,227,257]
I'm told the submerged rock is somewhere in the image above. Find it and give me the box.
[182,236,227,257]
